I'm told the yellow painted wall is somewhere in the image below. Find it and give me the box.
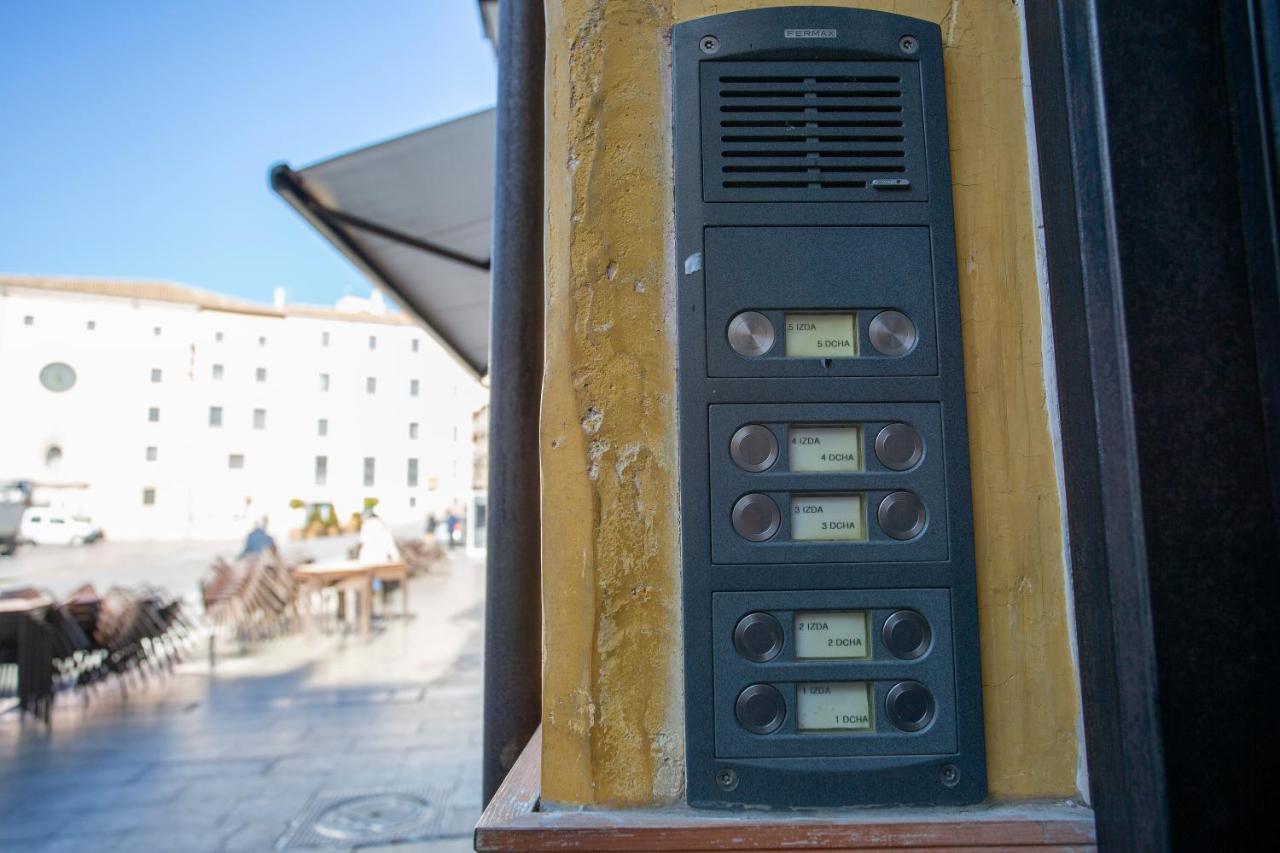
[541,0,1082,806]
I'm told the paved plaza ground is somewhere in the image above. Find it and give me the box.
[0,549,485,852]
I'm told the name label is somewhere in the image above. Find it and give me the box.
[789,425,862,472]
[797,682,873,731]
[794,610,870,659]
[784,313,858,358]
[791,494,866,541]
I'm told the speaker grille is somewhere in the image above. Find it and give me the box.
[701,61,927,202]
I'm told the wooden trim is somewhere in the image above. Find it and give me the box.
[1026,0,1280,847]
[1022,1,1169,848]
[475,728,1096,851]
[475,725,543,833]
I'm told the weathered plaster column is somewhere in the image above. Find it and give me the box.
[541,0,1083,806]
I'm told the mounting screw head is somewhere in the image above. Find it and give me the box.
[716,768,738,790]
[940,764,960,787]
[700,35,720,54]
[899,34,919,54]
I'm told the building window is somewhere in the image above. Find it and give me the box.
[363,457,375,487]
[209,406,223,427]
[142,487,156,506]
[318,418,328,437]
[150,368,162,383]
[229,454,245,470]
[253,408,266,430]
[410,379,420,397]
[87,320,96,331]
[321,330,330,346]
[368,335,377,350]
[153,326,161,336]
[412,338,420,353]
[146,446,157,462]
[255,367,267,383]
[410,496,417,508]
[216,331,224,342]
[148,407,160,423]
[212,364,224,380]
[320,373,330,392]
[23,315,34,326]
[407,458,419,487]
[315,455,327,485]
[409,422,419,440]
[366,377,377,395]
[258,335,266,346]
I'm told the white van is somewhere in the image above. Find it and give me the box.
[19,509,103,546]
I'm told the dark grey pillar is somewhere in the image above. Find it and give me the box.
[482,0,545,808]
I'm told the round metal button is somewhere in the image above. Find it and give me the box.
[735,683,786,734]
[877,491,927,540]
[730,425,779,472]
[732,494,780,541]
[869,310,918,357]
[886,681,935,732]
[727,311,776,357]
[734,612,784,662]
[882,610,932,660]
[875,423,923,471]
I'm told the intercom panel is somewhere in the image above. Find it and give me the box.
[712,589,958,760]
[709,403,949,564]
[705,226,939,378]
[675,7,987,809]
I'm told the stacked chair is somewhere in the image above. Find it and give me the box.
[89,586,196,684]
[0,584,194,722]
[396,537,445,576]
[200,552,299,643]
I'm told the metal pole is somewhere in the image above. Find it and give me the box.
[483,0,544,807]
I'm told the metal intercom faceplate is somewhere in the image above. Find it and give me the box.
[674,7,987,808]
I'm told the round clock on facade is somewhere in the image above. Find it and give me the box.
[39,362,77,392]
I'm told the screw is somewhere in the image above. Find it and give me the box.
[940,764,960,787]
[716,768,738,790]
[899,35,919,54]
[700,35,720,54]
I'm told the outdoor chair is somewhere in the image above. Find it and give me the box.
[396,537,445,576]
[200,553,299,643]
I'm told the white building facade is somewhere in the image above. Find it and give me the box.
[0,275,484,541]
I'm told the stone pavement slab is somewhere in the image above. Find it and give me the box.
[0,553,484,852]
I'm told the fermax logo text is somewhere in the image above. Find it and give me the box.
[784,28,837,39]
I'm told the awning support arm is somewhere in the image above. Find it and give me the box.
[269,164,486,377]
[271,165,491,272]
[322,207,492,272]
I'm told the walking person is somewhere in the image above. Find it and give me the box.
[239,516,278,559]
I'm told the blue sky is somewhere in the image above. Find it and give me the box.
[0,1,496,306]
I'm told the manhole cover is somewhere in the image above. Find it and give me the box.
[314,794,432,840]
[278,787,455,849]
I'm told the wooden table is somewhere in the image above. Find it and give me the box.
[476,727,1098,851]
[0,595,53,615]
[291,560,409,639]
